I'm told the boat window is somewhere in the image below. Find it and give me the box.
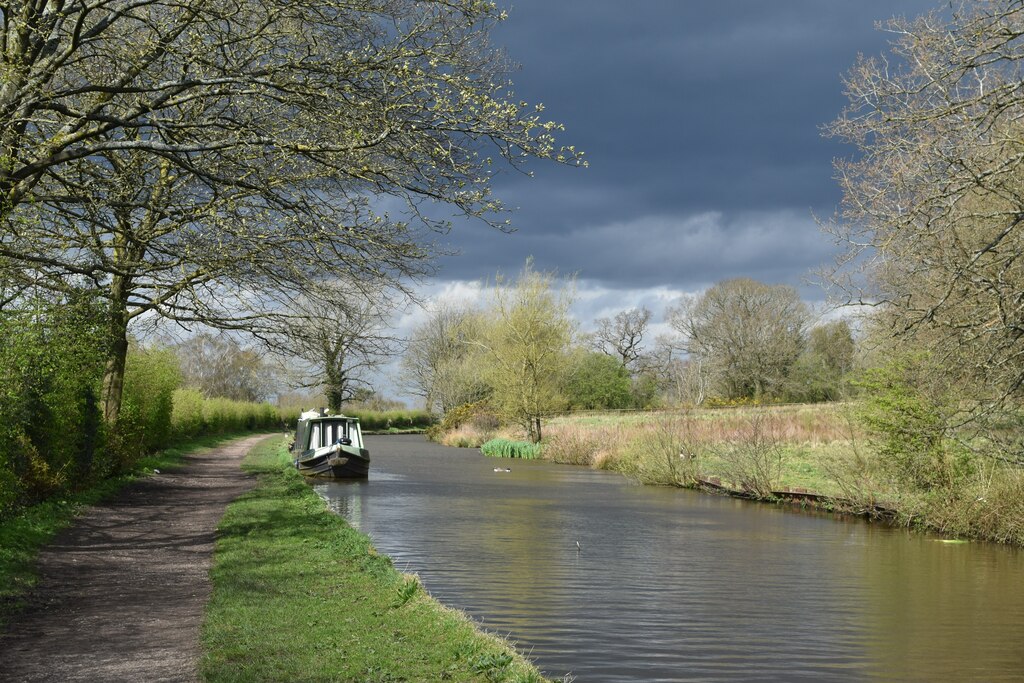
[330,422,348,444]
[310,423,321,449]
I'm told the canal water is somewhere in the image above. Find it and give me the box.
[313,435,1024,682]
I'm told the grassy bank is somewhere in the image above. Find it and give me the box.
[538,405,1024,545]
[201,438,549,683]
[0,432,271,627]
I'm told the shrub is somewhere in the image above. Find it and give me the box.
[562,352,633,410]
[854,355,973,491]
[171,388,207,439]
[121,346,181,456]
[621,417,703,487]
[0,294,106,513]
[427,401,489,442]
[709,412,785,497]
[480,438,542,459]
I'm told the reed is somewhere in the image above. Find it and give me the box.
[480,439,542,459]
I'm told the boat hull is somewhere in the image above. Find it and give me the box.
[295,445,370,479]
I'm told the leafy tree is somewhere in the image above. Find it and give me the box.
[825,0,1024,410]
[0,0,581,425]
[563,351,633,410]
[668,278,809,400]
[784,320,856,402]
[472,260,574,442]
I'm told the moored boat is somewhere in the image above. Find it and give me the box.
[291,410,370,479]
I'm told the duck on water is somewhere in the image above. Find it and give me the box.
[290,409,370,479]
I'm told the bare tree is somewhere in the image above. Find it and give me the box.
[824,0,1024,407]
[284,283,397,412]
[668,278,809,400]
[590,306,652,373]
[401,302,488,413]
[173,333,276,403]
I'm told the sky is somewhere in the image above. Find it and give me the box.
[383,0,941,400]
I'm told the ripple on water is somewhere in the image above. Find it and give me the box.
[312,435,1024,683]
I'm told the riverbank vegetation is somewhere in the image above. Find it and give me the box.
[0,300,281,522]
[202,438,550,683]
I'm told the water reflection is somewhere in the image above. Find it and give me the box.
[312,435,1024,682]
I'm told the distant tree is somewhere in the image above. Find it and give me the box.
[669,278,809,400]
[473,260,575,442]
[590,307,652,373]
[284,283,397,412]
[824,0,1024,409]
[401,303,490,414]
[563,351,633,410]
[809,321,856,378]
[783,320,857,403]
[174,334,275,403]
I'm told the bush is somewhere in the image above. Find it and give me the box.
[711,413,785,497]
[562,352,633,410]
[427,401,490,442]
[621,418,703,487]
[480,438,542,459]
[120,347,181,458]
[0,294,106,515]
[171,388,207,439]
[855,355,973,491]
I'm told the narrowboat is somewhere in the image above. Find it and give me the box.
[291,410,370,478]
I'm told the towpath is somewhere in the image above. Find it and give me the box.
[0,433,272,683]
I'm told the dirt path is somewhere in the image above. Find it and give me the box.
[0,433,274,683]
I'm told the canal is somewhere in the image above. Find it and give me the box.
[313,435,1024,682]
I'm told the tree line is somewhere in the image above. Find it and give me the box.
[402,263,856,442]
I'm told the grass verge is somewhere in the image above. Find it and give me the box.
[201,438,549,683]
[0,431,275,627]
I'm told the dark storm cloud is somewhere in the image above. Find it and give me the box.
[431,0,939,291]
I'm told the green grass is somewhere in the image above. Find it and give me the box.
[201,438,549,683]
[0,432,270,627]
[480,439,542,459]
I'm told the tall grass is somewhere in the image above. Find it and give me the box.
[543,405,855,495]
[480,439,542,459]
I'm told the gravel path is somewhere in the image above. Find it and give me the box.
[0,434,273,683]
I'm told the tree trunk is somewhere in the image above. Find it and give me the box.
[326,385,343,412]
[532,416,542,443]
[101,278,131,424]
